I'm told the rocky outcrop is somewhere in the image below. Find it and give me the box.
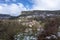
[18,11,59,21]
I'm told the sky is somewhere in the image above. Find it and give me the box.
[0,0,60,16]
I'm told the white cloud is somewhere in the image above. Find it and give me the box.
[0,0,60,16]
[0,3,27,16]
[31,0,60,10]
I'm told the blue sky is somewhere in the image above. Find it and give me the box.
[0,0,33,8]
[0,0,60,16]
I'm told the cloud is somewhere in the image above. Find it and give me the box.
[0,0,60,16]
[31,0,60,10]
[0,3,28,16]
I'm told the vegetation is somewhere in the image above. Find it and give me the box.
[0,19,44,40]
[0,20,26,40]
[0,15,60,40]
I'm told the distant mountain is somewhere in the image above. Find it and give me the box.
[0,14,11,19]
[0,14,18,19]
